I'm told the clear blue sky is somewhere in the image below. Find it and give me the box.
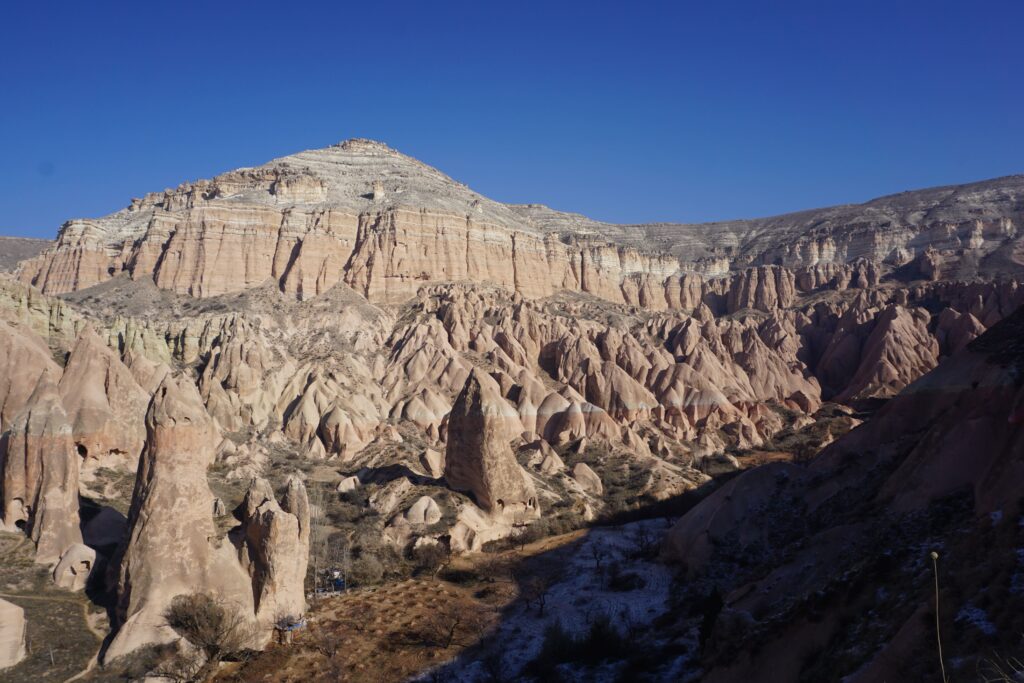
[2,1,1022,238]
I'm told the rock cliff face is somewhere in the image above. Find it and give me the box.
[16,140,1023,305]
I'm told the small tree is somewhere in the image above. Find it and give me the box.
[162,593,255,681]
[516,565,565,618]
[520,572,556,617]
[414,603,491,650]
[476,553,514,584]
[515,523,542,552]
[587,541,604,572]
[348,554,384,586]
[411,542,450,576]
[629,525,657,558]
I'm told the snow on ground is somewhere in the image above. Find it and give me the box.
[955,604,998,636]
[420,518,678,682]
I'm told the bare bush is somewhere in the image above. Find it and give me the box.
[511,560,561,617]
[411,603,492,649]
[476,554,514,583]
[411,542,450,576]
[519,571,557,617]
[348,554,385,586]
[979,654,1024,682]
[162,593,255,681]
[629,525,658,559]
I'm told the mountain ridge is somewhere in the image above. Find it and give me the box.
[13,139,1024,280]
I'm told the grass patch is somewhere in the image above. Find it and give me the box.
[0,533,101,683]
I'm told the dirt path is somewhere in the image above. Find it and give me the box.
[0,591,85,604]
[62,600,103,683]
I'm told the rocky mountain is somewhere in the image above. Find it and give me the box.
[0,140,1021,680]
[15,139,1023,301]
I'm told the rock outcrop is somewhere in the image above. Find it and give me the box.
[445,369,538,518]
[0,319,61,433]
[107,373,312,660]
[58,325,148,467]
[834,305,939,402]
[0,599,26,670]
[0,376,82,564]
[571,462,603,495]
[238,476,310,627]
[107,374,253,660]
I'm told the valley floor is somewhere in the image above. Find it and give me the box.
[213,519,689,683]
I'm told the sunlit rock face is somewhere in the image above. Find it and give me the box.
[17,140,1023,305]
[0,375,81,564]
[445,368,538,519]
[105,375,310,660]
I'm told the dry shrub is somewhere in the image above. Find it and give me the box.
[160,592,256,681]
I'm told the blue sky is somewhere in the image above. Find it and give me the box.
[1,1,1022,238]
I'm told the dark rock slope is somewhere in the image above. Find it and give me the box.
[663,303,1024,682]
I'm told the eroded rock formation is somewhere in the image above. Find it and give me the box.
[238,476,310,627]
[1,140,1023,670]
[0,376,82,564]
[58,324,148,467]
[107,374,253,659]
[0,599,26,670]
[106,372,312,660]
[445,369,538,518]
[662,304,1024,681]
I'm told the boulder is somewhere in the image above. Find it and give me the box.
[419,448,444,478]
[0,599,26,670]
[336,475,360,493]
[572,462,603,495]
[368,478,412,515]
[405,496,442,525]
[53,543,96,591]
